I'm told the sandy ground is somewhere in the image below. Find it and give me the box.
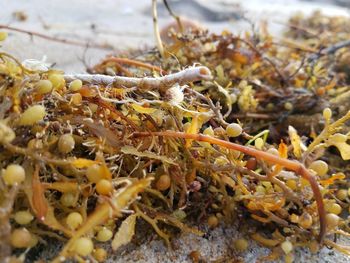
[1,0,349,72]
[1,0,350,262]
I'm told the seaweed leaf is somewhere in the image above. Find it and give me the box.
[112,214,137,251]
[121,145,176,164]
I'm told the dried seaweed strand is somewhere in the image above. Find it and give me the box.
[96,57,167,74]
[308,39,350,62]
[163,0,183,32]
[152,0,165,58]
[235,165,302,206]
[133,131,326,243]
[235,37,287,85]
[0,24,113,50]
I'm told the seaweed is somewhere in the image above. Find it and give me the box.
[0,7,350,263]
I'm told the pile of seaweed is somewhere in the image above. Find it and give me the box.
[0,11,350,263]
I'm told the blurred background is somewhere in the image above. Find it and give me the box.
[0,0,349,72]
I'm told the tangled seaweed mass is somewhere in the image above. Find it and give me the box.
[1,10,350,262]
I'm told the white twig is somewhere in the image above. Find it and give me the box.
[64,66,212,90]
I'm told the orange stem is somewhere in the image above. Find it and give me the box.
[101,57,167,74]
[133,131,326,243]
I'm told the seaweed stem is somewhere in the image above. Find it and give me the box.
[133,130,326,243]
[235,165,302,207]
[0,24,113,50]
[95,57,167,74]
[308,39,350,62]
[163,0,184,33]
[152,0,165,58]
